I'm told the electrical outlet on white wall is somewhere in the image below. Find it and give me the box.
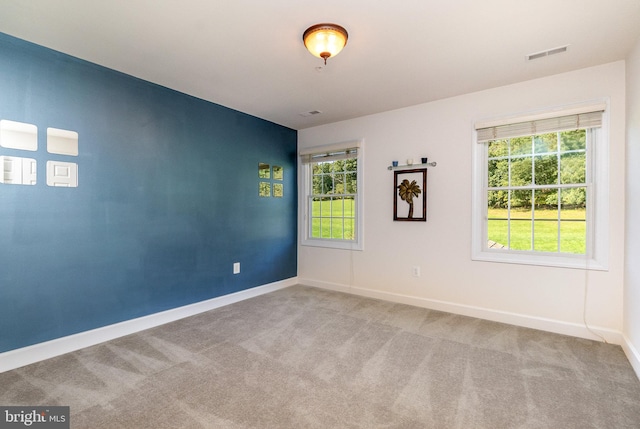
[412,266,421,277]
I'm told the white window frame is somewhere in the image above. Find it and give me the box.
[300,139,364,250]
[471,101,609,270]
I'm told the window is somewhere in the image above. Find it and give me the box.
[472,103,609,269]
[300,140,363,250]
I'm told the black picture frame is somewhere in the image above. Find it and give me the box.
[394,168,427,221]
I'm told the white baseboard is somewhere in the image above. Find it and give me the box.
[300,278,624,346]
[622,335,640,381]
[0,277,297,373]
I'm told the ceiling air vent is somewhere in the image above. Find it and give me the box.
[526,45,569,61]
[300,110,323,117]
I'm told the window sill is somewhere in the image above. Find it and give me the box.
[472,249,607,271]
[301,238,363,251]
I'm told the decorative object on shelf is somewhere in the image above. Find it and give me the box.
[394,168,427,222]
[303,23,348,65]
[407,158,414,165]
[387,161,437,170]
[421,157,428,164]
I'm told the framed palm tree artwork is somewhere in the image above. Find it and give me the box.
[394,168,427,221]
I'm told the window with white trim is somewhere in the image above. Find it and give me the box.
[472,103,609,270]
[300,140,363,250]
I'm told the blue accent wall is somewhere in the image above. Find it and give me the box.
[0,33,297,352]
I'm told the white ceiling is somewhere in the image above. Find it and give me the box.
[0,0,639,130]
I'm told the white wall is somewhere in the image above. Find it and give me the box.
[298,62,626,343]
[624,40,640,375]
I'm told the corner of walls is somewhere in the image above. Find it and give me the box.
[624,36,640,381]
[622,335,640,381]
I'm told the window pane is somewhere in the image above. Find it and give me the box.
[560,220,586,254]
[561,188,587,213]
[533,189,558,252]
[318,199,327,218]
[331,159,344,172]
[488,159,508,187]
[320,174,331,194]
[559,194,586,254]
[510,136,532,156]
[510,219,532,251]
[534,220,558,252]
[488,190,508,210]
[560,152,586,185]
[334,172,345,195]
[534,155,558,186]
[488,219,508,248]
[560,129,586,151]
[346,172,357,193]
[344,216,355,240]
[312,175,320,194]
[345,197,355,217]
[331,197,344,216]
[534,133,558,154]
[487,192,508,247]
[510,157,532,186]
[320,215,331,238]
[345,158,357,173]
[311,218,321,238]
[534,188,557,209]
[511,190,532,211]
[488,139,508,158]
[331,218,344,239]
[330,197,343,239]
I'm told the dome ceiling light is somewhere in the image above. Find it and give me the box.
[302,23,348,65]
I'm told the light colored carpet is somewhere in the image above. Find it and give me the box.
[1,285,639,428]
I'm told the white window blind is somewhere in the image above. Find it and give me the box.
[476,106,605,143]
[300,141,361,164]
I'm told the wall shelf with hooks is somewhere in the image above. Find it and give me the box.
[387,161,437,171]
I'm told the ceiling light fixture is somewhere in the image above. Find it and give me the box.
[303,23,348,65]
